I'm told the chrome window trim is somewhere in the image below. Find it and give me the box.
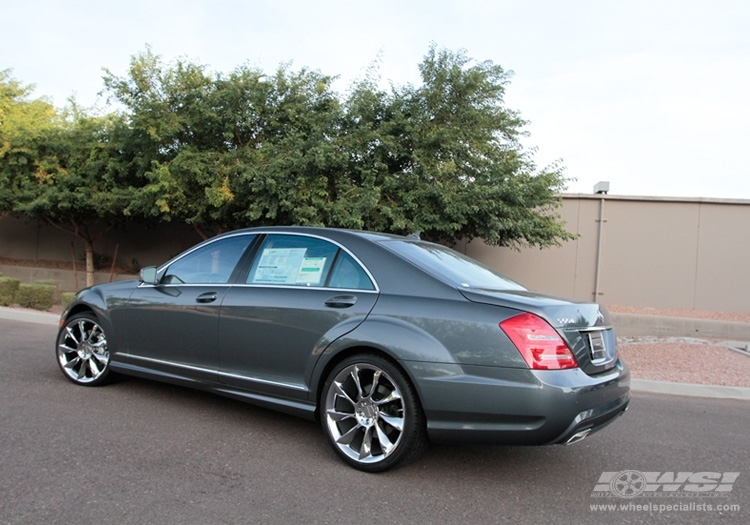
[230,283,379,293]
[141,230,380,291]
[137,282,234,288]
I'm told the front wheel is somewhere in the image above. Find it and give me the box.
[56,313,112,386]
[321,354,427,472]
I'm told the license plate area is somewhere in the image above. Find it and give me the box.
[587,330,607,361]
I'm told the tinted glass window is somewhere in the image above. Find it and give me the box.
[163,235,255,284]
[329,251,375,290]
[247,235,338,287]
[381,240,526,291]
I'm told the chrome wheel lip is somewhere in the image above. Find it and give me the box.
[324,363,406,465]
[57,317,109,384]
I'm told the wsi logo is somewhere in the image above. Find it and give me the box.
[592,471,740,498]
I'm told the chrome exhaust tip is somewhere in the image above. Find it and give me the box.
[565,429,591,445]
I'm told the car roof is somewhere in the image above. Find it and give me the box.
[220,225,405,242]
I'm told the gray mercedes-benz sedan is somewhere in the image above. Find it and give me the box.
[56,226,630,471]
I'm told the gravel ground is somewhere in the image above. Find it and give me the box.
[618,337,750,387]
[608,305,750,388]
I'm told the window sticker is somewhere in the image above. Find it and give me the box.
[296,257,326,285]
[254,248,308,284]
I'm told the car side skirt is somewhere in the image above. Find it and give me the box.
[109,361,317,420]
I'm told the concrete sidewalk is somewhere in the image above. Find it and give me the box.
[1,306,59,326]
[3,306,749,401]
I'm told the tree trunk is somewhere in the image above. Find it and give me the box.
[84,240,95,288]
[44,220,102,288]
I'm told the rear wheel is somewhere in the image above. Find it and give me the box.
[321,354,427,472]
[56,313,112,386]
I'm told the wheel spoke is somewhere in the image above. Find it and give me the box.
[326,408,354,422]
[336,424,361,446]
[89,358,102,377]
[78,320,89,340]
[375,422,396,456]
[350,366,364,399]
[358,427,373,460]
[367,370,382,398]
[77,359,89,380]
[378,412,404,431]
[65,326,80,346]
[91,351,109,365]
[58,343,77,354]
[64,356,81,370]
[333,381,356,407]
[374,389,402,405]
[91,330,104,345]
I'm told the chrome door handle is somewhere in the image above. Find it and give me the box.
[196,292,218,303]
[324,295,357,308]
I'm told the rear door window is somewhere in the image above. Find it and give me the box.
[246,234,375,290]
[247,235,338,287]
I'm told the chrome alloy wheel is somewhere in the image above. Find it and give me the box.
[324,362,406,466]
[57,314,110,385]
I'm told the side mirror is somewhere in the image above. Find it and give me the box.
[139,266,158,285]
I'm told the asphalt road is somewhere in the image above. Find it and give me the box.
[1,318,747,524]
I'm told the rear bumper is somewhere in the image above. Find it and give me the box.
[405,359,631,445]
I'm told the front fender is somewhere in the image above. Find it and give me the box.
[60,280,139,356]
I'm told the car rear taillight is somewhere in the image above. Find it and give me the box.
[499,313,579,370]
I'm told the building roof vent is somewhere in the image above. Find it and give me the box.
[594,181,610,194]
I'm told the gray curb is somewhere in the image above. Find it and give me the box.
[0,307,59,326]
[631,379,750,401]
[2,307,748,401]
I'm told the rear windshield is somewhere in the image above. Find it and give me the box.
[381,240,526,291]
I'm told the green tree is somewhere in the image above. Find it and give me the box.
[103,50,346,239]
[101,46,573,248]
[11,104,137,287]
[2,71,146,286]
[0,70,59,215]
[334,46,572,247]
[103,50,245,239]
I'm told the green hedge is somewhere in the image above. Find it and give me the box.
[16,283,56,310]
[61,292,77,309]
[0,276,21,306]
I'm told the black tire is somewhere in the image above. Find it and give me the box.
[321,353,427,472]
[56,312,113,386]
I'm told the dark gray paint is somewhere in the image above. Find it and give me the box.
[62,226,630,447]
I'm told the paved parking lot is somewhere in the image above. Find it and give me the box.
[1,318,747,524]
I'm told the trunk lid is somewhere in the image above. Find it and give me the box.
[460,288,619,375]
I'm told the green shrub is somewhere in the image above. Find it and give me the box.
[61,292,77,309]
[16,283,56,310]
[0,276,21,306]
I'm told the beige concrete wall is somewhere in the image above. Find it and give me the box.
[0,216,202,268]
[462,195,750,313]
[2,194,749,312]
